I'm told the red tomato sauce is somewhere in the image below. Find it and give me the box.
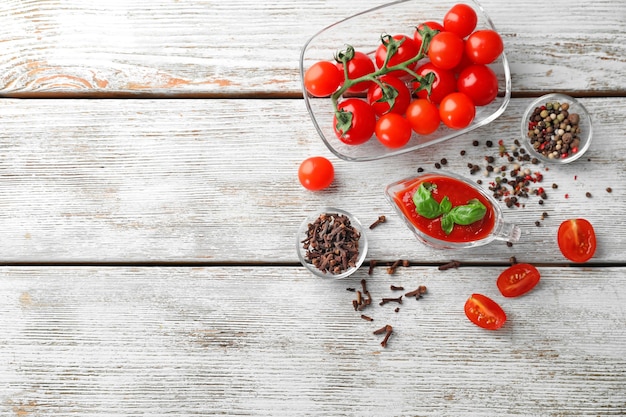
[393,175,496,242]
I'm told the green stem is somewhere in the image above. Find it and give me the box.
[330,29,437,125]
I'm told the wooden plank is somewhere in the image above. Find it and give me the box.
[0,266,624,416]
[0,0,624,96]
[0,97,623,264]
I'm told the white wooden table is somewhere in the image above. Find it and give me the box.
[0,0,625,415]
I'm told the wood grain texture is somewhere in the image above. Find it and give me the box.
[0,97,623,264]
[0,266,624,416]
[0,0,624,97]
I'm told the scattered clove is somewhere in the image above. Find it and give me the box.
[360,314,374,322]
[438,260,461,271]
[368,260,378,275]
[373,324,390,335]
[390,285,404,291]
[405,285,427,299]
[369,215,386,230]
[380,296,403,306]
[387,259,402,274]
[380,325,393,348]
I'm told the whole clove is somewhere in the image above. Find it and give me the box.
[438,260,461,271]
[380,325,393,348]
[369,215,386,229]
[368,260,378,275]
[405,285,427,299]
[390,285,404,291]
[360,314,374,322]
[379,296,403,306]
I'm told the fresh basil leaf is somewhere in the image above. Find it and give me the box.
[448,199,487,225]
[441,213,454,235]
[439,196,452,214]
[412,182,442,219]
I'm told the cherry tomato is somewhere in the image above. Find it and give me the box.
[465,29,504,65]
[411,62,456,104]
[428,31,464,70]
[405,98,441,135]
[333,98,376,145]
[456,64,499,106]
[464,293,506,330]
[336,51,376,93]
[497,263,541,298]
[413,21,444,49]
[375,113,412,149]
[439,92,475,129]
[367,75,411,116]
[375,34,420,79]
[443,3,477,38]
[557,218,597,263]
[303,61,343,97]
[298,156,334,191]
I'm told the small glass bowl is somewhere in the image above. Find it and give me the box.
[384,171,520,249]
[299,0,511,162]
[297,208,368,279]
[520,93,592,164]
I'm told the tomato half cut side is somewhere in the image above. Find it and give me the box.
[557,218,597,263]
[464,293,506,330]
[497,263,541,298]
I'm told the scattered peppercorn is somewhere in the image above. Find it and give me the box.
[486,140,493,147]
[417,167,424,173]
[460,150,466,156]
[586,192,592,198]
[434,162,441,169]
[606,187,612,193]
[440,158,448,165]
[472,140,479,146]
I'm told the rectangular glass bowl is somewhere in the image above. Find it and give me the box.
[299,0,511,161]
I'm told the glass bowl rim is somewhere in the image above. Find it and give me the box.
[520,93,593,164]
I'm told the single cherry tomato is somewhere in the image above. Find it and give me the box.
[375,113,412,149]
[413,21,444,49]
[333,98,376,145]
[405,98,441,135]
[375,34,420,79]
[367,75,411,116]
[497,263,541,298]
[443,3,477,38]
[298,156,334,191]
[336,51,376,93]
[456,64,499,106]
[464,293,506,330]
[411,62,456,104]
[303,61,343,97]
[557,218,597,263]
[465,29,504,65]
[439,92,475,129]
[428,31,464,70]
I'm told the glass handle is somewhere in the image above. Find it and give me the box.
[493,222,521,244]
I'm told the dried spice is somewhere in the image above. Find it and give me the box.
[302,212,360,275]
[405,285,427,300]
[369,215,386,229]
[527,100,582,160]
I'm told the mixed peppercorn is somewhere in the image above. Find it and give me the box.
[527,100,582,160]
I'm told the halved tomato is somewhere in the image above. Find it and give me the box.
[497,263,540,298]
[464,293,506,330]
[557,218,597,263]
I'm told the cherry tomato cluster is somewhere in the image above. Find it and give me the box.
[303,3,504,150]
